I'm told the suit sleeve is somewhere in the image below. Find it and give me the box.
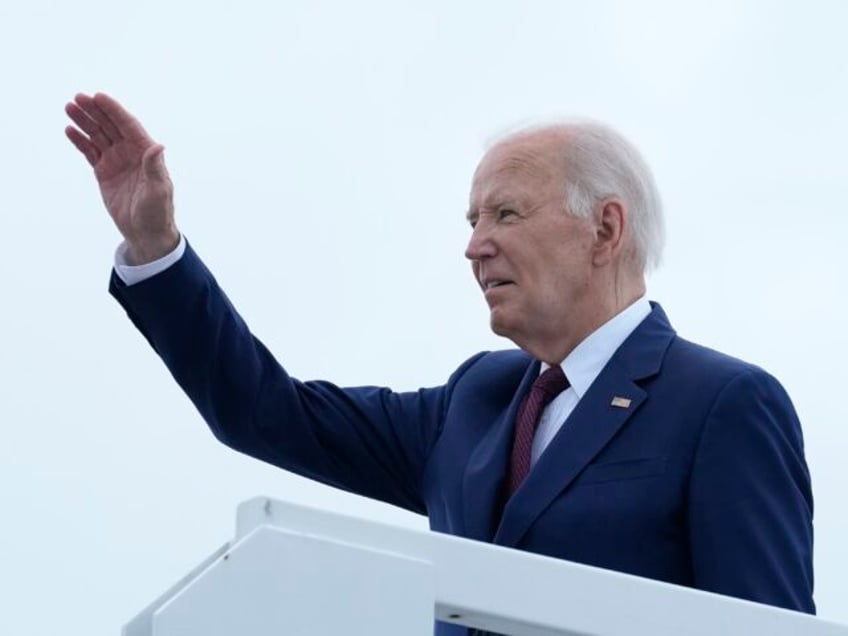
[109,242,465,514]
[688,368,815,613]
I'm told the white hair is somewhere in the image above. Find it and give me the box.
[491,120,665,273]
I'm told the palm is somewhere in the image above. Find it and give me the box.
[66,93,177,258]
[95,137,167,236]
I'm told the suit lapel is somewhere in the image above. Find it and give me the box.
[493,303,676,548]
[493,365,646,547]
[462,359,539,543]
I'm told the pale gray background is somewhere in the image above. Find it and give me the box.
[1,1,845,633]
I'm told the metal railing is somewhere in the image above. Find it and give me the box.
[124,497,847,636]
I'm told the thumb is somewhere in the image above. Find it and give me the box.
[142,144,168,181]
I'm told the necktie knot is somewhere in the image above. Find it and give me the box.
[533,364,569,398]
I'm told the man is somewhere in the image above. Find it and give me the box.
[65,93,815,630]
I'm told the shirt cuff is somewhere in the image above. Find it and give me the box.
[113,234,187,286]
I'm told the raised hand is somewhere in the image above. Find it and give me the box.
[65,93,180,264]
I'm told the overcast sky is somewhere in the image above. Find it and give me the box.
[1,1,846,633]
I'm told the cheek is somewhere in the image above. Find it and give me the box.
[537,258,591,300]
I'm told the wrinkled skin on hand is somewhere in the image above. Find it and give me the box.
[65,92,179,264]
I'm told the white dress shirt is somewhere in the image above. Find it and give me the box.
[531,297,651,466]
[113,235,187,285]
[113,238,651,469]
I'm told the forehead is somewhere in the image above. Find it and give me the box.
[469,133,565,208]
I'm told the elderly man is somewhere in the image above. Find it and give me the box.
[66,93,815,631]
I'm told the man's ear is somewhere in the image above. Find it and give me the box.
[592,198,626,267]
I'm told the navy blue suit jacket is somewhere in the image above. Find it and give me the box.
[111,244,815,631]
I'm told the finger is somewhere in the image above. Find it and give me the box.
[65,101,98,134]
[92,92,151,141]
[65,102,112,151]
[142,144,168,181]
[65,125,101,167]
[73,93,122,142]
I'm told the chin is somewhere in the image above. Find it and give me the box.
[489,311,518,340]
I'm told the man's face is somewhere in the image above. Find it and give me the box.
[465,134,598,353]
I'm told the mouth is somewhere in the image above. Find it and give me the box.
[482,280,515,297]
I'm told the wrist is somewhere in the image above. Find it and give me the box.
[125,228,181,265]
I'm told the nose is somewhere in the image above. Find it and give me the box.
[464,221,497,262]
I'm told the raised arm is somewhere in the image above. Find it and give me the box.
[65,92,179,264]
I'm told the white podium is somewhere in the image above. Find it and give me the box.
[124,497,846,635]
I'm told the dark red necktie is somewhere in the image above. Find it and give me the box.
[506,365,570,496]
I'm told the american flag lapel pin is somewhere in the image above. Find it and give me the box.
[611,396,632,408]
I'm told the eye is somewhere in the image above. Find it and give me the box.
[498,208,518,221]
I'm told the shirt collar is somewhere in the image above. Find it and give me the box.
[540,297,652,399]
